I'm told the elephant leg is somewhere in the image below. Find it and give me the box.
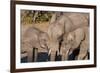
[84,54,88,60]
[34,48,38,62]
[62,53,68,61]
[77,46,88,60]
[50,51,56,61]
[78,26,89,60]
[77,51,87,60]
[60,49,65,61]
[61,50,69,61]
[62,54,65,61]
[65,52,69,60]
[27,48,33,62]
[77,41,88,60]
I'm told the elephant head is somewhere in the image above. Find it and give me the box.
[38,32,49,50]
[60,27,86,60]
[60,33,75,60]
[48,39,60,61]
[48,39,59,55]
[39,34,60,61]
[21,27,50,62]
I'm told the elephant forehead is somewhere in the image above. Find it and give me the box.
[50,42,58,46]
[48,41,59,48]
[66,44,71,49]
[48,22,64,39]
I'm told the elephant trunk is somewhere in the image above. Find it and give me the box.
[61,49,70,61]
[49,51,56,61]
[27,48,33,62]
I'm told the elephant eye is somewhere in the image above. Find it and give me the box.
[43,39,47,42]
[65,42,68,45]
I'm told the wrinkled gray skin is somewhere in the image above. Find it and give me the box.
[77,27,89,60]
[47,21,64,61]
[47,13,89,61]
[21,27,49,62]
[60,27,89,60]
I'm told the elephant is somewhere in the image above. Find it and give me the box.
[47,21,64,61]
[21,26,49,62]
[63,12,89,36]
[77,27,89,60]
[60,26,89,60]
[46,12,89,61]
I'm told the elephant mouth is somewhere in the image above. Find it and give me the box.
[40,43,48,50]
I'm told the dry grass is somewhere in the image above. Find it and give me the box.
[21,22,49,33]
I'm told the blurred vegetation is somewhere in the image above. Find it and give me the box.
[21,10,53,25]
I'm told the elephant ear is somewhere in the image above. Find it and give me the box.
[67,32,75,44]
[38,32,49,49]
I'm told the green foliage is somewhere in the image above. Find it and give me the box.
[21,16,33,24]
[21,10,52,25]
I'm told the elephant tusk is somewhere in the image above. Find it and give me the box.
[68,49,72,55]
[67,50,69,54]
[48,49,51,55]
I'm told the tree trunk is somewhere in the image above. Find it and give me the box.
[33,11,39,23]
[49,13,57,24]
